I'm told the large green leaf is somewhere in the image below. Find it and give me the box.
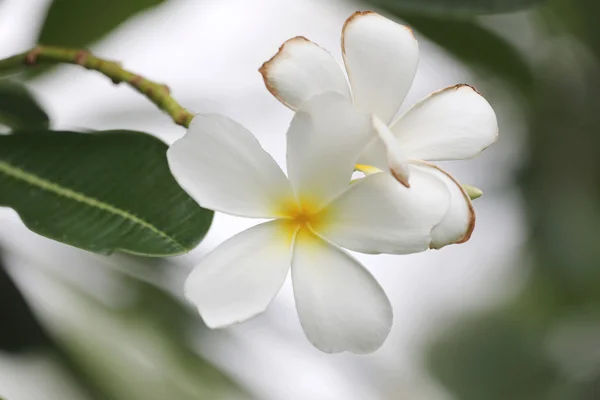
[0,130,212,256]
[380,12,535,92]
[0,82,49,130]
[366,0,547,15]
[37,0,165,48]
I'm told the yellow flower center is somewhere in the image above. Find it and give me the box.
[289,207,316,227]
[276,195,330,239]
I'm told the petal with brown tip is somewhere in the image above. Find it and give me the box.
[342,11,419,124]
[260,36,350,110]
[411,161,476,248]
[390,84,498,161]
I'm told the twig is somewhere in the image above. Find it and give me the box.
[0,46,194,128]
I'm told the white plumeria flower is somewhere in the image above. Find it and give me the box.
[167,92,453,353]
[260,10,499,248]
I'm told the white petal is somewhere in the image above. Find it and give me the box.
[287,92,374,209]
[168,114,294,218]
[390,84,498,161]
[260,36,351,110]
[412,162,475,249]
[371,116,410,187]
[185,220,296,328]
[314,170,449,254]
[291,228,392,353]
[342,11,419,124]
[356,135,387,171]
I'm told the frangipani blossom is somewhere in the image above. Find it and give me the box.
[260,10,498,249]
[167,92,452,353]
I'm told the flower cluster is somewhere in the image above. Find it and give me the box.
[167,11,498,353]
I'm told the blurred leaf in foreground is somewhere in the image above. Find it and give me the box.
[37,0,166,48]
[0,250,108,399]
[0,130,213,256]
[43,265,253,400]
[0,253,49,353]
[0,81,49,131]
[428,312,561,400]
[366,0,548,16]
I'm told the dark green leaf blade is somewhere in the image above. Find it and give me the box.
[366,0,547,16]
[37,0,165,48]
[0,82,49,130]
[0,130,213,256]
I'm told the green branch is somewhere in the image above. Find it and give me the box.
[0,46,194,128]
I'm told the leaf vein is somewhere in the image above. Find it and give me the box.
[0,160,186,251]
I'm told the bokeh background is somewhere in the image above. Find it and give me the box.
[1,0,599,399]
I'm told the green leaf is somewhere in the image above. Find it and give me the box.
[387,13,535,92]
[0,82,49,130]
[0,130,213,256]
[37,0,165,48]
[0,253,50,353]
[366,0,547,16]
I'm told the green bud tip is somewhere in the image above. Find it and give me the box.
[462,184,483,200]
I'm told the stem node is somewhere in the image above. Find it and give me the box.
[73,50,90,65]
[25,47,42,65]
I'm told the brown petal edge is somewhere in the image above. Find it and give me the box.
[259,36,313,110]
[392,83,499,155]
[416,161,476,248]
[341,10,415,57]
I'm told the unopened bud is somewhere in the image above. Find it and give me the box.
[462,184,483,200]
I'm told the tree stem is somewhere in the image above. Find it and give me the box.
[0,46,194,128]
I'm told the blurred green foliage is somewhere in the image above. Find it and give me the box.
[0,252,109,399]
[399,14,534,92]
[0,250,251,400]
[429,312,563,399]
[383,0,600,398]
[37,0,165,48]
[0,82,49,130]
[368,0,600,399]
[367,0,548,15]
[47,267,253,400]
